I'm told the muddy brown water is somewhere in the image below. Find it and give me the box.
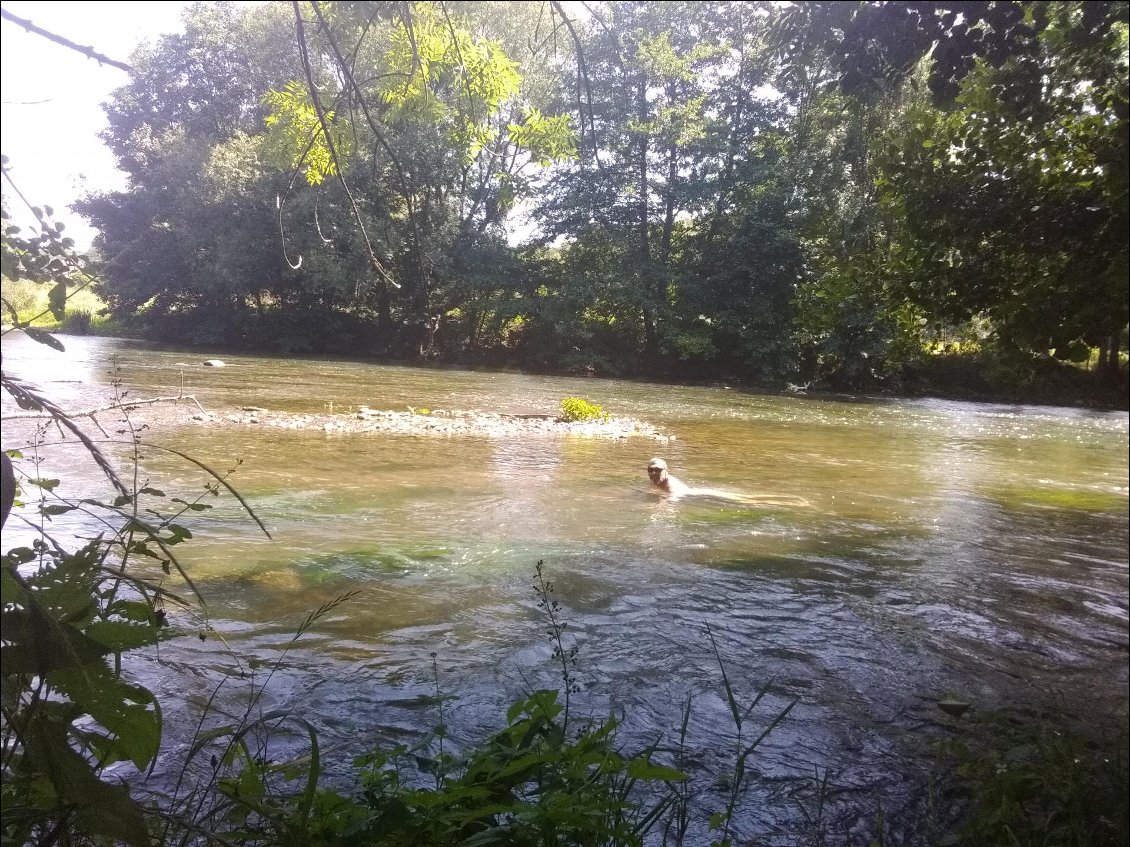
[3,333,1127,841]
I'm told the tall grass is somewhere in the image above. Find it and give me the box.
[1,277,114,332]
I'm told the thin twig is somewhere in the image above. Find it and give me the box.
[3,394,208,421]
[551,0,607,169]
[1,374,129,497]
[292,0,397,291]
[308,1,426,293]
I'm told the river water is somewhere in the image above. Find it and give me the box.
[2,333,1128,841]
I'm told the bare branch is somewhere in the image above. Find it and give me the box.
[549,1,604,168]
[3,394,209,422]
[308,2,427,290]
[1,8,132,72]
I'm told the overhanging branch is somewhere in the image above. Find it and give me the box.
[1,8,132,73]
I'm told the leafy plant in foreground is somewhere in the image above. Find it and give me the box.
[939,709,1129,847]
[2,179,271,844]
[0,375,270,846]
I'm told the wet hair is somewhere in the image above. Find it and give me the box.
[647,457,667,471]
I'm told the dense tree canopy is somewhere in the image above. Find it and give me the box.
[66,0,1128,400]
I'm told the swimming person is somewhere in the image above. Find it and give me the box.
[646,457,812,508]
[646,457,690,498]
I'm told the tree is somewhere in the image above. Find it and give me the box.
[76,3,314,347]
[536,1,742,372]
[777,0,1129,389]
[261,1,577,357]
[874,2,1128,374]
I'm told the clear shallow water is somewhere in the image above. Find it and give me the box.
[3,333,1128,840]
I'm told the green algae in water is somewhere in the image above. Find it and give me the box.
[319,545,454,575]
[677,505,774,526]
[989,485,1127,513]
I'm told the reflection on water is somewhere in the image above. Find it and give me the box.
[2,333,1128,838]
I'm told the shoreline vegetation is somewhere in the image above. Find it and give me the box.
[29,1,1123,418]
[4,322,1127,412]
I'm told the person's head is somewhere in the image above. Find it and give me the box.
[647,457,669,486]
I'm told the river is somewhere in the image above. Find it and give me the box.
[2,333,1128,842]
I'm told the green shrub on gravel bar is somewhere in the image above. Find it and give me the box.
[560,397,608,423]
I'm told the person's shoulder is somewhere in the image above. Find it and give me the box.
[667,475,691,495]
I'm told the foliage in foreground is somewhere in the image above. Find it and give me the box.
[0,386,266,846]
[939,709,1129,847]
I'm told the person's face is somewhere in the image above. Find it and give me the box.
[647,464,667,485]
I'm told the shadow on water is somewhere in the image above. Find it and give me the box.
[3,333,1128,841]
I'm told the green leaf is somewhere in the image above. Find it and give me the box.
[1,566,28,604]
[26,719,151,846]
[1,608,110,675]
[626,757,687,781]
[106,599,158,623]
[85,620,163,652]
[48,281,67,320]
[41,504,77,516]
[167,523,192,541]
[23,327,65,352]
[5,546,37,566]
[51,662,161,770]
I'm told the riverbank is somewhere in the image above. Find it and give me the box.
[11,326,1126,411]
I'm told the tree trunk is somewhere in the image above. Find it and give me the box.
[405,200,431,361]
[1095,336,1110,374]
[376,281,392,348]
[651,141,680,371]
[705,40,747,249]
[1100,333,1122,383]
[638,77,657,368]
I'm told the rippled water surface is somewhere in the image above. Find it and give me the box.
[3,334,1128,839]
